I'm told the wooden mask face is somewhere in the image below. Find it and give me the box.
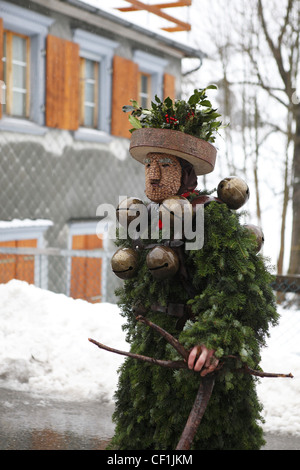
[144,153,182,203]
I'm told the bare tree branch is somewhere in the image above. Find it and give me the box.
[257,0,292,96]
[88,337,187,369]
[278,0,294,47]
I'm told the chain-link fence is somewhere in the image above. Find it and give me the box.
[0,243,299,304]
[0,126,299,353]
[0,238,299,363]
[0,245,119,303]
[0,127,146,304]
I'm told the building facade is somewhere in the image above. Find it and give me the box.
[0,0,203,302]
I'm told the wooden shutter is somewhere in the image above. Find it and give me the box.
[111,55,138,138]
[46,35,80,130]
[164,73,176,101]
[0,240,17,283]
[0,18,3,120]
[70,234,103,303]
[0,238,37,284]
[16,239,37,284]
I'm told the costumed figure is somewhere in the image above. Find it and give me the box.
[89,88,291,450]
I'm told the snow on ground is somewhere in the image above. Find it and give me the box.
[0,280,128,403]
[0,279,299,435]
[258,307,300,436]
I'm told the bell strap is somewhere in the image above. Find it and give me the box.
[132,302,194,330]
[131,238,184,250]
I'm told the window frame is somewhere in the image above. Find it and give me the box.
[3,29,30,118]
[0,0,54,134]
[79,56,99,129]
[138,71,152,109]
[73,29,118,142]
[133,50,168,105]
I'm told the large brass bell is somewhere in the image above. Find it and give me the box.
[116,197,145,227]
[217,176,249,210]
[146,246,179,280]
[111,247,139,279]
[244,224,264,253]
[159,196,193,236]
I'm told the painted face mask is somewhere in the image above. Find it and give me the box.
[144,153,182,203]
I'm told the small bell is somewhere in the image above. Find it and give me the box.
[217,176,250,210]
[111,247,139,279]
[244,224,264,253]
[146,246,179,280]
[116,197,145,227]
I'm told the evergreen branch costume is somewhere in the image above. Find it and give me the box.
[90,90,291,450]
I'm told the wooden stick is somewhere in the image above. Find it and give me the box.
[136,315,189,361]
[89,315,294,451]
[176,376,215,450]
[241,364,293,379]
[88,338,187,369]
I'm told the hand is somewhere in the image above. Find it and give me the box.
[188,345,219,376]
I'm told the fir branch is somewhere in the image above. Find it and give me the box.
[136,315,190,361]
[89,321,293,451]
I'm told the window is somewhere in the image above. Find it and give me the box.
[133,50,168,105]
[73,29,118,140]
[0,1,54,133]
[139,72,151,108]
[3,30,30,118]
[80,57,99,128]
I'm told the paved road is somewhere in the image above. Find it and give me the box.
[0,387,299,450]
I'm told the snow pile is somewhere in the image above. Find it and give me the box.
[0,279,299,435]
[258,308,300,435]
[0,280,128,403]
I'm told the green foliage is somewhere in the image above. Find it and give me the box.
[110,198,279,450]
[122,85,226,143]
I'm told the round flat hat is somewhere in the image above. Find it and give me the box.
[129,128,217,176]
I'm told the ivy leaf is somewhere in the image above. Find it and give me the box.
[188,92,199,106]
[130,99,139,107]
[124,85,225,143]
[164,96,173,108]
[122,105,135,113]
[200,100,212,108]
[128,115,142,129]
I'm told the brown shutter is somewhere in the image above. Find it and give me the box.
[46,35,80,130]
[0,240,17,284]
[111,55,138,138]
[163,73,176,101]
[0,18,3,120]
[0,238,37,285]
[70,234,103,303]
[16,239,37,284]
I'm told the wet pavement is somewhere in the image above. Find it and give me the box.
[0,387,114,450]
[0,387,299,450]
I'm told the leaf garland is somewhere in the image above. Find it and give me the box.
[122,85,227,143]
